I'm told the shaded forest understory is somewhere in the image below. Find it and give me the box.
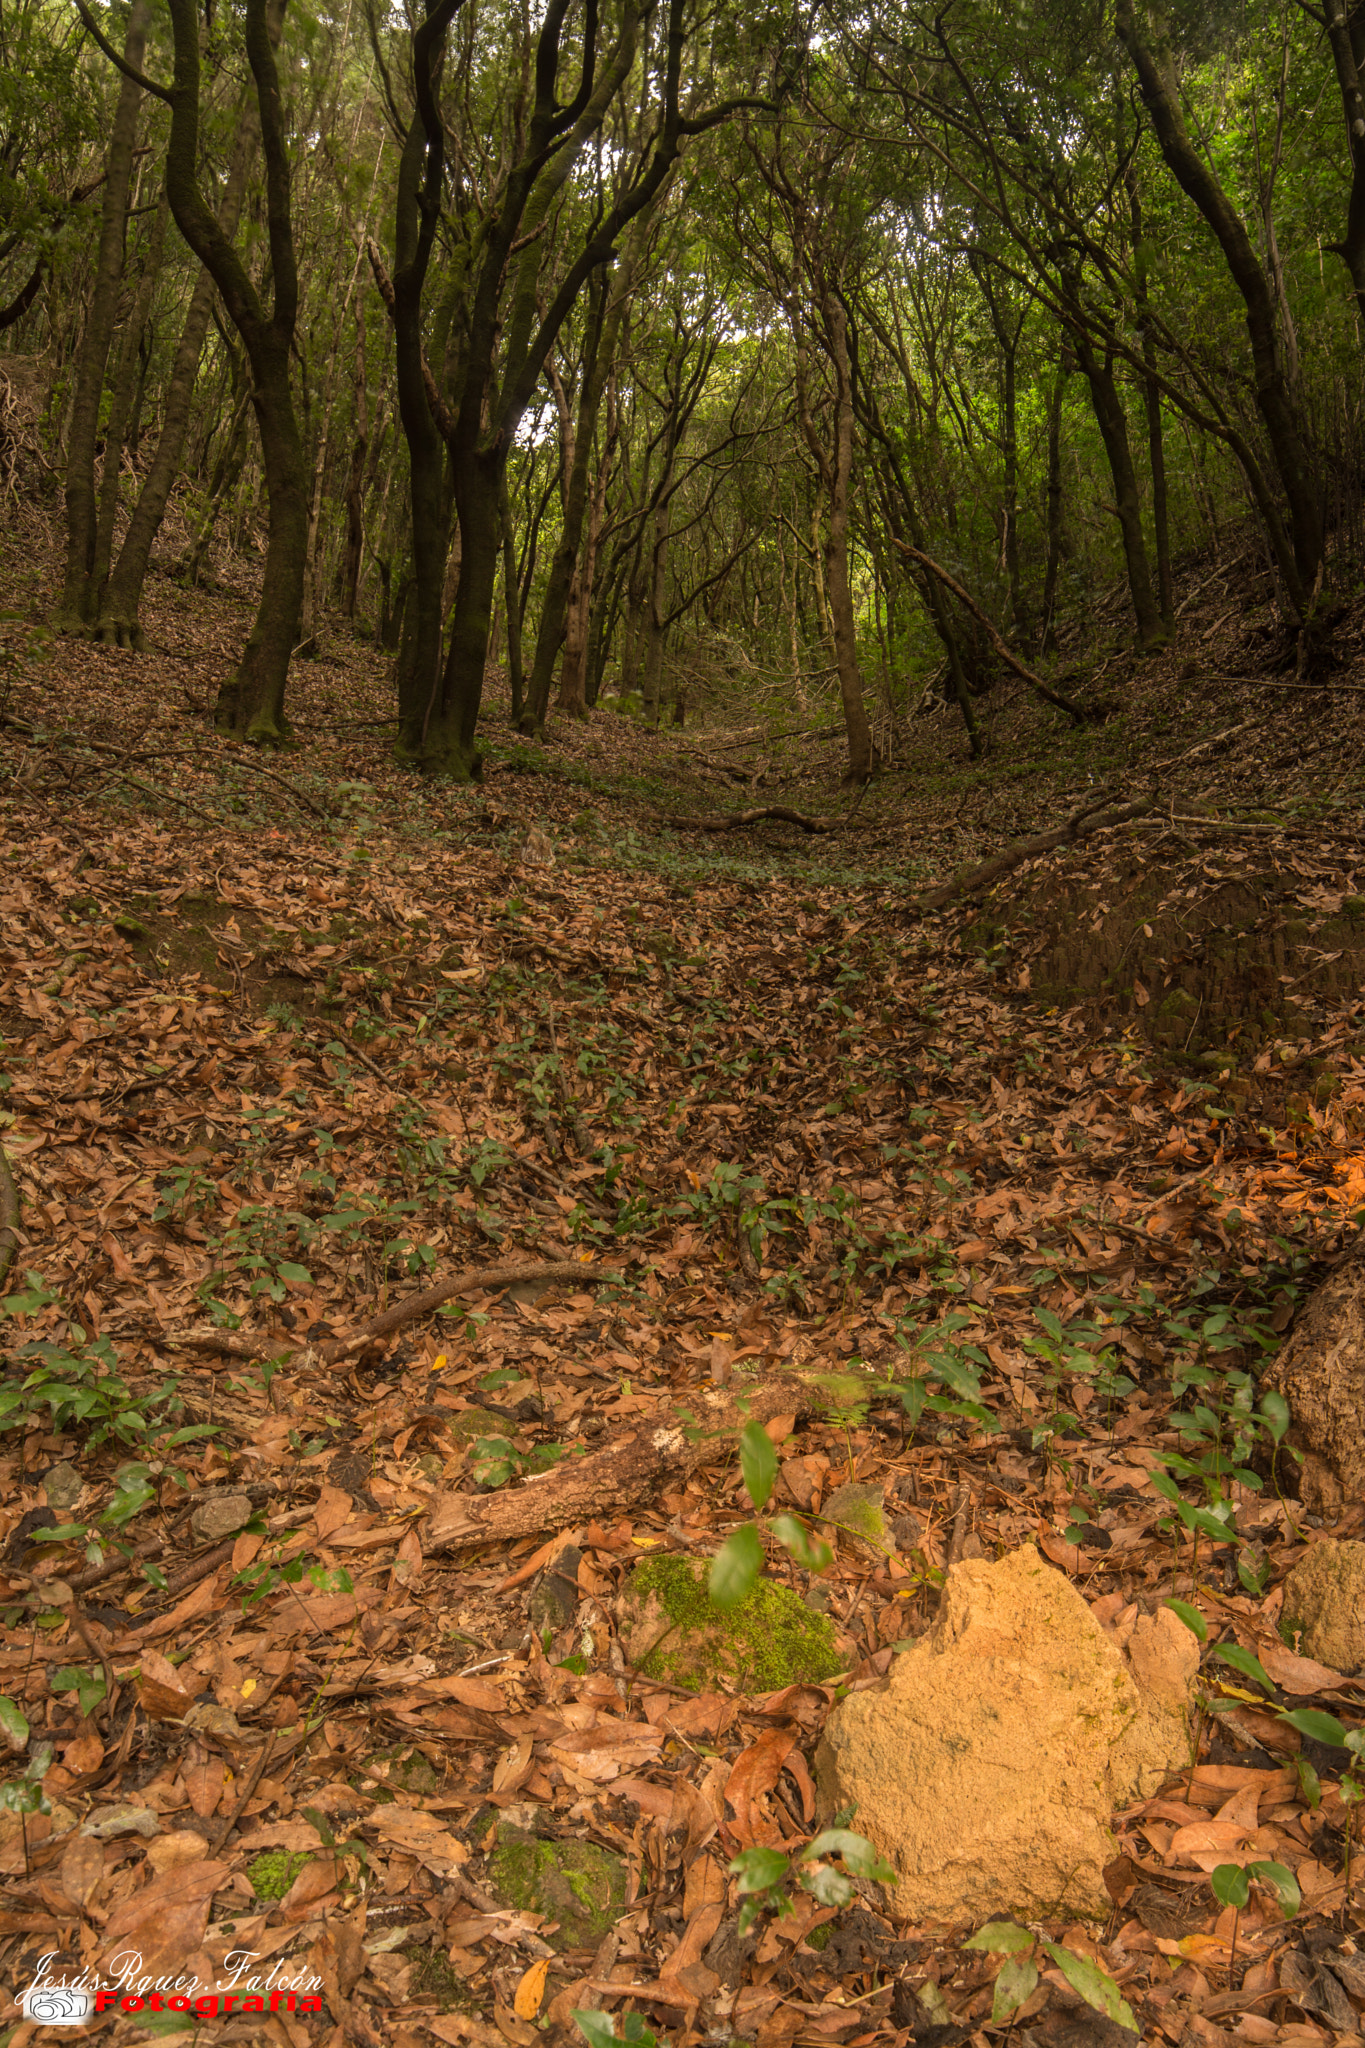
[2,506,1365,2048]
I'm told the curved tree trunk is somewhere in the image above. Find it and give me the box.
[90,189,168,618]
[163,0,305,741]
[55,0,150,635]
[1116,0,1321,606]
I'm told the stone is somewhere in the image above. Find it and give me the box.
[821,1482,888,1556]
[1281,1541,1365,1673]
[489,1825,625,1950]
[814,1545,1195,1924]
[530,1545,582,1634]
[41,1462,84,1513]
[189,1491,253,1543]
[617,1554,842,1694]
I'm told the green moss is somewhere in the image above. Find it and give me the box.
[247,1850,310,1900]
[627,1554,841,1693]
[489,1827,626,1950]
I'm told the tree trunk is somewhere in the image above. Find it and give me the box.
[1318,0,1365,330]
[1040,352,1068,649]
[98,91,258,649]
[339,298,368,618]
[1116,0,1322,605]
[424,449,501,776]
[163,0,305,741]
[55,0,150,635]
[499,468,524,725]
[795,291,873,783]
[1073,329,1166,649]
[91,189,167,615]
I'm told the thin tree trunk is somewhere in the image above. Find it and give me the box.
[1073,328,1166,649]
[55,0,150,634]
[339,297,368,618]
[91,187,168,615]
[1040,351,1068,649]
[499,468,524,724]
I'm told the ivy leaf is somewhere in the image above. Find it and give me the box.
[1245,1860,1300,1918]
[964,1919,1036,1954]
[1277,1707,1350,1748]
[710,1523,763,1609]
[729,1845,790,1894]
[1164,1599,1207,1642]
[1039,1940,1136,2032]
[739,1419,777,1512]
[992,1954,1039,2023]
[1214,1644,1273,1695]
[770,1514,833,1572]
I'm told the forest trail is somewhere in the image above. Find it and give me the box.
[2,527,1365,2046]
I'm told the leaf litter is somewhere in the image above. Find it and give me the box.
[2,573,1365,2046]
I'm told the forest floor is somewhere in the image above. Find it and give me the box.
[2,501,1365,2048]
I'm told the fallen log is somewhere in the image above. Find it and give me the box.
[911,795,1156,915]
[664,806,836,835]
[425,1369,833,1554]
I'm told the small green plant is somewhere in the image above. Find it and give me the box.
[469,1434,577,1490]
[233,1546,354,1616]
[963,1918,1135,2030]
[709,1420,834,1608]
[1210,1859,1299,1975]
[730,1825,894,1932]
[573,2011,661,2048]
[1,1282,213,1455]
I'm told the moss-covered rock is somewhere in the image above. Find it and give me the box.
[618,1553,842,1693]
[821,1482,888,1555]
[489,1827,626,1950]
[247,1850,310,1900]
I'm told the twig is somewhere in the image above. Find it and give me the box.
[208,1732,277,1851]
[167,1257,624,1368]
[0,1139,19,1290]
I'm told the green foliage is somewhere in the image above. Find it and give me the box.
[965,1920,1135,2032]
[730,1825,895,1933]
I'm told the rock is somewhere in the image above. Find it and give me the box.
[821,1482,888,1555]
[41,1462,84,1514]
[189,1491,253,1543]
[530,1545,582,1634]
[1281,1541,1365,1673]
[814,1545,1195,1923]
[1113,1606,1201,1797]
[617,1554,842,1694]
[519,825,555,868]
[489,1825,625,1949]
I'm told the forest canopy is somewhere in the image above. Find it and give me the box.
[3,0,1359,769]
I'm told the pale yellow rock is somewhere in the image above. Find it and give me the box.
[814,1544,1195,1924]
[1281,1540,1365,1674]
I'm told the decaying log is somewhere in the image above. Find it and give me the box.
[425,1370,830,1554]
[1264,1238,1365,1514]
